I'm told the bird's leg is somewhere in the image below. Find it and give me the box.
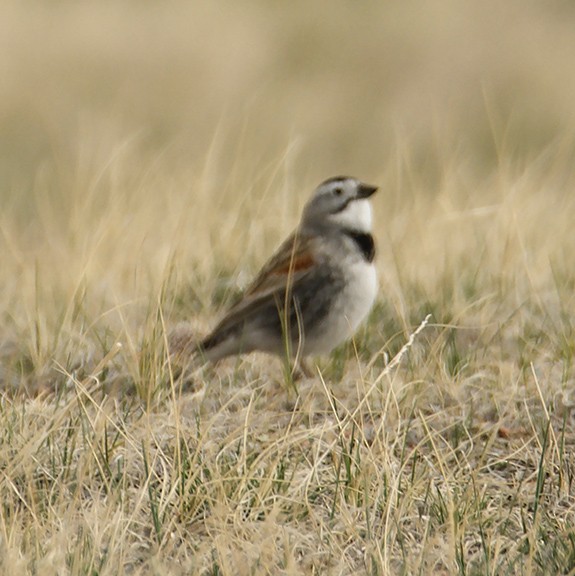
[281,358,314,396]
[292,358,315,379]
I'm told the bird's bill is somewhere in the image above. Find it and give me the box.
[356,183,378,199]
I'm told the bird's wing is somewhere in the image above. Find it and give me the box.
[244,231,316,297]
[202,232,317,343]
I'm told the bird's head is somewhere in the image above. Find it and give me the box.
[301,176,378,232]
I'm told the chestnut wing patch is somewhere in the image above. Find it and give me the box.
[268,251,315,276]
[245,233,316,297]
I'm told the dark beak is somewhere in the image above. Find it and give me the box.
[356,182,378,199]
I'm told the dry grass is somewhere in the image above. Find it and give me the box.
[1,1,575,574]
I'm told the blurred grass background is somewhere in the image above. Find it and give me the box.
[2,0,575,372]
[1,1,575,574]
[3,0,575,182]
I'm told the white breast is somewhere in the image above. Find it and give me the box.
[308,259,377,354]
[338,259,377,335]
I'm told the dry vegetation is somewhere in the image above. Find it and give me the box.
[1,1,575,574]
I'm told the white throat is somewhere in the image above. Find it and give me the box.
[330,199,372,232]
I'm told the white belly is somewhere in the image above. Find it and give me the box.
[308,261,377,354]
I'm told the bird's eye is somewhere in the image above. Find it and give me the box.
[333,187,343,196]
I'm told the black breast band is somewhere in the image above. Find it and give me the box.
[344,230,375,263]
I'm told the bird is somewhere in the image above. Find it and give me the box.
[177,176,378,376]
